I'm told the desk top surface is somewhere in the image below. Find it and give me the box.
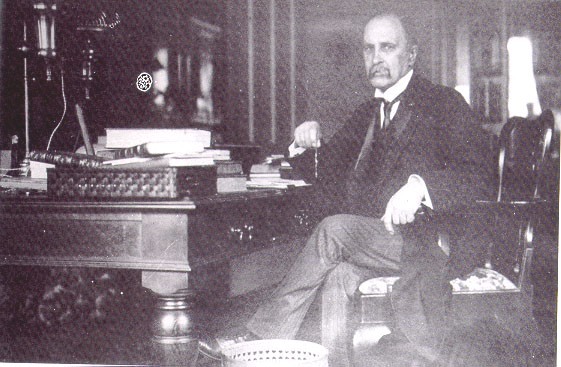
[0,186,310,211]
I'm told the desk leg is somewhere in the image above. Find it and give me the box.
[142,271,199,366]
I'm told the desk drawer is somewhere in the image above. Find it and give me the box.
[187,199,313,264]
[0,213,142,258]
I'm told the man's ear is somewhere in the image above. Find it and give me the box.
[408,45,418,67]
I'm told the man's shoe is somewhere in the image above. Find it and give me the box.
[198,330,260,360]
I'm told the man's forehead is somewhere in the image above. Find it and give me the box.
[363,15,406,43]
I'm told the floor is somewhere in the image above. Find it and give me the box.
[0,209,557,366]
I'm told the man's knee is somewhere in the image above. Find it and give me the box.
[316,214,355,236]
[310,215,358,263]
[327,262,365,297]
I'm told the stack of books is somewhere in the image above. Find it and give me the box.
[249,154,298,180]
[216,161,247,193]
[247,155,309,189]
[104,128,213,151]
[101,127,223,168]
[102,148,231,168]
[249,164,281,180]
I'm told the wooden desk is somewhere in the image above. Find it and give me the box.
[0,188,313,365]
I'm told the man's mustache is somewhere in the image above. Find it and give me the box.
[368,66,389,79]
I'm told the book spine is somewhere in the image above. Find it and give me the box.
[216,161,244,176]
[113,144,150,159]
[29,150,105,168]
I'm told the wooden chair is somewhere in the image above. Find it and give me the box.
[351,110,555,359]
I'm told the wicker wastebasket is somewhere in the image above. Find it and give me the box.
[222,339,329,367]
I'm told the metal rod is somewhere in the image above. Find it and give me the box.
[248,0,255,143]
[269,0,276,143]
[23,22,30,159]
[289,0,296,136]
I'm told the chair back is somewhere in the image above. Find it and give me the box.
[497,110,554,201]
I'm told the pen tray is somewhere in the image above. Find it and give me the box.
[47,166,217,200]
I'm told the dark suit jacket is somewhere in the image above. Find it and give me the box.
[291,74,494,218]
[290,74,496,354]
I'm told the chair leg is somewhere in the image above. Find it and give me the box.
[349,290,394,366]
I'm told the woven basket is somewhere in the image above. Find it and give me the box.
[221,339,328,367]
[46,166,217,199]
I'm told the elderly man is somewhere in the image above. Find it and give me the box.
[200,9,493,367]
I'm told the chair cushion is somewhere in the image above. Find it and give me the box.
[359,269,516,295]
[358,277,399,294]
[450,268,517,292]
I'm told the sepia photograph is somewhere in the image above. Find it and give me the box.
[0,1,558,366]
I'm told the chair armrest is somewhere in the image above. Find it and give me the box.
[474,199,548,216]
[475,198,548,206]
[408,197,543,291]
[421,199,548,220]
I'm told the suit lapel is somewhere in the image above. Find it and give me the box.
[377,99,418,179]
[352,99,381,169]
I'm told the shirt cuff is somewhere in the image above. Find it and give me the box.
[288,140,307,158]
[408,174,433,209]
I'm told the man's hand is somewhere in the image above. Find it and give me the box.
[294,121,322,149]
[381,178,425,234]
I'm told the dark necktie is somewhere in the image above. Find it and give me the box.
[355,97,399,170]
[381,98,399,129]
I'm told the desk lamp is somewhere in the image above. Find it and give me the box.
[15,3,121,168]
[77,10,121,100]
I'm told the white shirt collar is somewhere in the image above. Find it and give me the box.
[374,69,414,102]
